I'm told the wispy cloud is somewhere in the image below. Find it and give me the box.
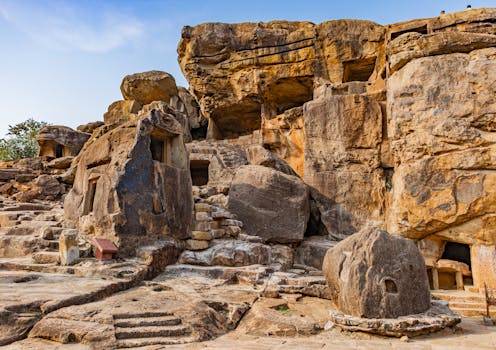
[0,0,144,53]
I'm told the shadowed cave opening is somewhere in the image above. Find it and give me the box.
[441,242,471,268]
[266,77,314,115]
[390,25,428,40]
[190,160,210,186]
[211,97,262,139]
[342,57,377,82]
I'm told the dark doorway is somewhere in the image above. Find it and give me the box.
[85,178,98,214]
[55,144,64,158]
[190,160,209,186]
[441,242,471,268]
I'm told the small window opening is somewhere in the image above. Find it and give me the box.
[190,160,209,186]
[85,178,98,214]
[385,278,398,293]
[55,144,63,158]
[150,137,166,162]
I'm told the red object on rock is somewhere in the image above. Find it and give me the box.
[93,237,118,261]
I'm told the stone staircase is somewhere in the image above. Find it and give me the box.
[0,203,64,259]
[113,311,195,348]
[432,290,496,317]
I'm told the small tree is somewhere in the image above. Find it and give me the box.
[0,119,49,162]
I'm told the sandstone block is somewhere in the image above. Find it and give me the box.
[323,227,431,318]
[120,70,178,105]
[191,230,213,241]
[194,203,212,212]
[228,165,309,243]
[186,239,209,251]
[195,212,212,222]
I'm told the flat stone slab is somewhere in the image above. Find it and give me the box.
[327,300,461,337]
[0,270,136,346]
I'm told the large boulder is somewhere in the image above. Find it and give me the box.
[228,165,309,243]
[323,227,431,318]
[120,70,178,105]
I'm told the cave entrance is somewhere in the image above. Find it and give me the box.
[432,242,473,290]
[190,160,210,186]
[266,76,314,115]
[441,242,471,268]
[55,144,64,158]
[211,97,262,139]
[342,57,377,82]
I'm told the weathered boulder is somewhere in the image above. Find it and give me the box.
[103,99,142,126]
[120,70,178,105]
[246,145,297,176]
[295,236,337,270]
[76,121,104,134]
[36,126,90,158]
[178,239,293,269]
[228,165,309,243]
[323,227,431,318]
[64,102,193,256]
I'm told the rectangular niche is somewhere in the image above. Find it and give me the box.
[84,177,99,215]
[342,57,377,83]
[149,129,185,169]
[190,160,210,186]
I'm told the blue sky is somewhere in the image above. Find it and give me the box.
[0,0,494,136]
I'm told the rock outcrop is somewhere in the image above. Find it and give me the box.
[228,165,309,243]
[323,227,431,318]
[64,104,193,256]
[179,7,496,290]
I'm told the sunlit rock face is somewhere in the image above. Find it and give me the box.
[179,8,496,289]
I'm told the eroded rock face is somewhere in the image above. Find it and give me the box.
[387,48,496,241]
[228,165,309,243]
[36,126,90,158]
[323,227,431,318]
[178,20,385,142]
[64,105,193,256]
[304,86,385,239]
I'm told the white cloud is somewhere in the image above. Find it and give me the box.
[0,0,144,53]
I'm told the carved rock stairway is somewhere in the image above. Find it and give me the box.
[0,206,63,259]
[113,311,195,348]
[432,290,496,317]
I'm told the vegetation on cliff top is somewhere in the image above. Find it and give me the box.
[0,118,48,161]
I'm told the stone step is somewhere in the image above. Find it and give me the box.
[115,336,196,349]
[113,311,173,319]
[114,325,191,340]
[32,251,60,264]
[450,307,496,317]
[20,220,61,228]
[114,316,181,328]
[449,301,486,309]
[432,291,484,303]
[41,239,59,250]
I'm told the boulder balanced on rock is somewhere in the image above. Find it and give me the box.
[323,226,431,318]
